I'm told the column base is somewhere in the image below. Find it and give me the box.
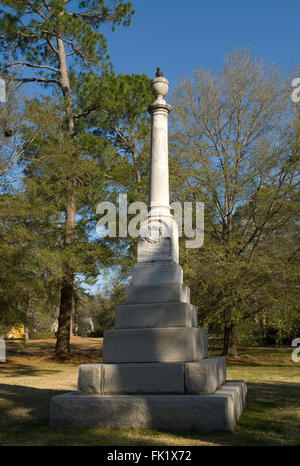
[77,357,226,395]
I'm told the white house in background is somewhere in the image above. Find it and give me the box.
[0,78,6,102]
[0,339,6,362]
[50,321,58,333]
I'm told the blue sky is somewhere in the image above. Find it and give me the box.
[90,0,300,294]
[88,0,300,293]
[7,0,299,294]
[17,1,300,97]
[103,0,300,86]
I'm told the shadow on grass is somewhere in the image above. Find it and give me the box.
[0,383,64,426]
[0,366,61,378]
[0,383,172,446]
[0,381,299,446]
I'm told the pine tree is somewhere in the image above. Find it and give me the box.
[0,0,133,356]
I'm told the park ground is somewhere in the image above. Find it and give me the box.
[0,337,299,446]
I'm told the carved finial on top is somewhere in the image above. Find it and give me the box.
[156,67,163,77]
[150,67,169,102]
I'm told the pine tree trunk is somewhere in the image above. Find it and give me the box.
[55,35,76,357]
[55,273,73,356]
[55,190,76,356]
[223,308,238,356]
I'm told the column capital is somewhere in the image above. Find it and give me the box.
[148,100,171,115]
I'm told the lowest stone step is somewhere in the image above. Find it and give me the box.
[50,381,247,431]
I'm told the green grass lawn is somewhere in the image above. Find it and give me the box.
[0,338,299,446]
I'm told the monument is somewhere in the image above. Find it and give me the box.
[50,69,246,431]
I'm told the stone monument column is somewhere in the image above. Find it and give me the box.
[137,70,179,265]
[148,69,171,218]
[50,69,247,432]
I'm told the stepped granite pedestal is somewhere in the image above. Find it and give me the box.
[50,69,246,431]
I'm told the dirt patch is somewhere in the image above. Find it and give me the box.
[3,336,103,366]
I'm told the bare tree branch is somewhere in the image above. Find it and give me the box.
[1,62,59,73]
[13,77,60,84]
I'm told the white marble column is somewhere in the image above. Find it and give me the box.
[137,69,179,264]
[148,73,171,218]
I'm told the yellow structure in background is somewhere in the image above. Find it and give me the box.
[6,325,25,339]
